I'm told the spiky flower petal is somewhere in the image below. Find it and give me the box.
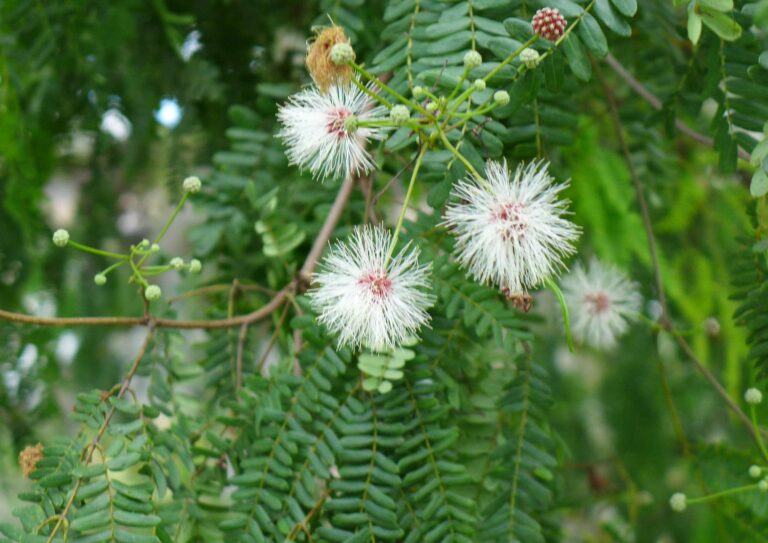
[277,81,386,181]
[562,259,642,349]
[309,225,433,351]
[443,159,580,293]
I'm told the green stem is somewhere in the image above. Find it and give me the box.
[68,241,128,260]
[446,67,470,103]
[751,405,768,463]
[100,260,127,277]
[350,62,432,119]
[545,277,574,352]
[687,483,761,505]
[136,192,189,269]
[483,35,538,83]
[350,76,393,108]
[386,146,427,265]
[436,126,486,185]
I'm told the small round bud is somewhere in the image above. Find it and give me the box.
[52,229,70,247]
[330,42,355,65]
[170,257,184,270]
[426,101,438,113]
[183,176,202,193]
[94,274,107,286]
[761,479,768,492]
[144,285,162,301]
[412,86,426,98]
[389,105,410,125]
[472,79,486,91]
[463,50,482,70]
[532,7,567,41]
[746,388,763,405]
[750,465,763,478]
[140,239,150,249]
[520,48,541,69]
[493,90,510,105]
[343,115,359,133]
[189,259,202,274]
[669,492,687,512]
[703,317,721,336]
[151,244,160,253]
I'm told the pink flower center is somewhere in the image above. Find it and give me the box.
[327,108,352,139]
[358,269,392,299]
[492,201,527,241]
[584,292,610,315]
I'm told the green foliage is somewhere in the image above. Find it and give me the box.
[4,1,768,542]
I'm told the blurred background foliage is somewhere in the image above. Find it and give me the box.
[1,0,768,541]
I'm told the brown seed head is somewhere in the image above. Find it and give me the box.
[306,26,353,92]
[19,443,44,477]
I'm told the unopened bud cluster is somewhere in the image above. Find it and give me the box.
[532,7,567,41]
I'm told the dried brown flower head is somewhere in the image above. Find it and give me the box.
[306,26,353,92]
[19,443,44,477]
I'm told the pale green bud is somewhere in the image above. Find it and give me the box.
[330,42,355,65]
[520,48,541,69]
[669,493,686,512]
[750,465,763,478]
[170,257,184,270]
[144,285,162,301]
[390,105,410,125]
[412,86,426,98]
[189,259,202,274]
[183,176,202,193]
[746,387,763,405]
[52,229,70,248]
[472,79,486,91]
[94,274,107,286]
[494,90,510,106]
[463,50,482,70]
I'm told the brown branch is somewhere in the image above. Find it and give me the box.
[596,61,760,446]
[0,172,356,330]
[604,53,750,162]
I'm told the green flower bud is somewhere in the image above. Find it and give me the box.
[140,239,150,249]
[494,90,510,106]
[389,105,410,125]
[463,50,482,70]
[170,257,184,270]
[330,42,355,65]
[189,259,202,274]
[520,48,541,69]
[746,387,763,405]
[52,229,70,248]
[94,274,107,286]
[761,479,768,492]
[472,79,486,91]
[426,101,438,113]
[669,493,686,512]
[183,176,202,193]
[412,86,426,98]
[144,285,162,301]
[750,465,763,478]
[151,243,160,253]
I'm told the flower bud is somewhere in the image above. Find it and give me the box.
[426,101,438,113]
[494,90,510,105]
[144,285,162,301]
[761,479,768,492]
[151,243,160,253]
[306,26,353,92]
[52,229,70,247]
[463,50,482,70]
[183,176,202,193]
[520,48,541,69]
[94,274,107,286]
[344,115,359,133]
[669,492,687,512]
[473,79,486,91]
[412,86,426,98]
[170,257,184,270]
[750,465,763,478]
[746,388,763,405]
[532,7,567,41]
[140,239,150,249]
[330,42,355,65]
[390,105,410,125]
[189,259,202,274]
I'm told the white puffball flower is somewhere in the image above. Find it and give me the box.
[562,258,642,350]
[443,159,580,294]
[309,225,433,351]
[52,229,70,247]
[183,176,202,193]
[746,388,763,405]
[669,493,687,512]
[277,79,387,181]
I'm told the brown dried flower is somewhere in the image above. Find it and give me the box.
[19,443,44,477]
[306,26,353,92]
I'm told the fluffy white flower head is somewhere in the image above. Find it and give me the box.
[277,80,386,181]
[562,258,642,349]
[443,159,580,293]
[309,225,433,351]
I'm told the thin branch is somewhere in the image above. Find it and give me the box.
[235,323,249,390]
[596,61,760,446]
[604,53,750,162]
